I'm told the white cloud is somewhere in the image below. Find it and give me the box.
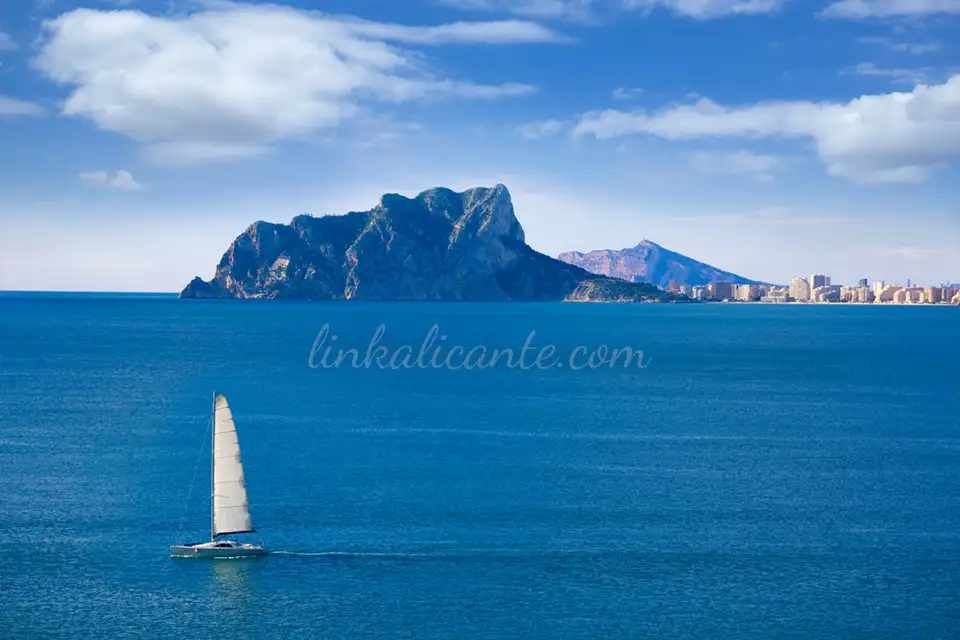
[516,118,569,138]
[722,207,854,227]
[622,0,783,18]
[0,28,16,52]
[441,0,782,19]
[34,4,557,163]
[78,170,142,190]
[612,86,643,100]
[845,61,931,84]
[0,95,45,117]
[573,75,960,184]
[145,142,267,164]
[857,36,940,54]
[737,206,794,221]
[429,80,537,98]
[438,0,596,20]
[892,245,923,260]
[822,0,960,18]
[687,150,785,181]
[341,16,569,44]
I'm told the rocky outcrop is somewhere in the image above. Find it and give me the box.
[558,240,765,288]
[180,184,684,302]
[179,276,221,299]
[565,279,688,303]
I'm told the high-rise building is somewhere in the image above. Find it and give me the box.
[812,285,841,302]
[858,278,868,287]
[925,287,942,304]
[873,280,885,297]
[875,285,903,303]
[737,284,759,301]
[810,274,829,290]
[902,287,924,303]
[711,281,733,300]
[790,277,810,301]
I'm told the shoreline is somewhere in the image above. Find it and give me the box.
[703,300,958,307]
[1,290,956,306]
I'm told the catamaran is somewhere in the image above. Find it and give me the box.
[171,393,267,559]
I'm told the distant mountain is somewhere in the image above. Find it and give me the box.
[180,185,686,303]
[557,240,765,288]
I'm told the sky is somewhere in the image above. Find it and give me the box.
[0,0,958,292]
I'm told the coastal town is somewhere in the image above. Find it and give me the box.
[667,276,960,305]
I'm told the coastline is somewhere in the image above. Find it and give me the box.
[1,291,955,306]
[705,300,958,307]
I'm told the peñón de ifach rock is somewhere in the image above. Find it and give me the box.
[179,184,683,303]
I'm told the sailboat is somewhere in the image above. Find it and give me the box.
[171,393,267,558]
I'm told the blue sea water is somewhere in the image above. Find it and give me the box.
[0,295,958,639]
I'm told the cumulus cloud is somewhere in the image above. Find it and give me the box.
[687,150,785,181]
[78,170,142,191]
[573,75,960,184]
[516,118,569,138]
[821,0,960,18]
[0,95,45,117]
[34,4,558,163]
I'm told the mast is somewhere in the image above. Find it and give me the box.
[210,390,216,541]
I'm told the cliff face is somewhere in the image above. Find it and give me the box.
[558,240,764,288]
[181,184,675,302]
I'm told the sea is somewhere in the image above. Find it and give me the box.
[0,294,957,639]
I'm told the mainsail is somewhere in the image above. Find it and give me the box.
[212,394,254,537]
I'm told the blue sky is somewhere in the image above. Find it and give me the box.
[1,0,958,291]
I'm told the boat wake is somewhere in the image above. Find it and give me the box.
[269,550,435,559]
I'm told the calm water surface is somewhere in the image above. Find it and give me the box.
[0,297,957,639]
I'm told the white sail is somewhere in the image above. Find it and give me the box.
[212,394,254,537]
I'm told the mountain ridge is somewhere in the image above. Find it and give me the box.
[558,240,766,288]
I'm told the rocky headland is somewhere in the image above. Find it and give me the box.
[180,184,686,303]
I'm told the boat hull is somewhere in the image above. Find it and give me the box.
[170,542,267,559]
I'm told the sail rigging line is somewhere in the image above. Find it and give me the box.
[173,413,212,544]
